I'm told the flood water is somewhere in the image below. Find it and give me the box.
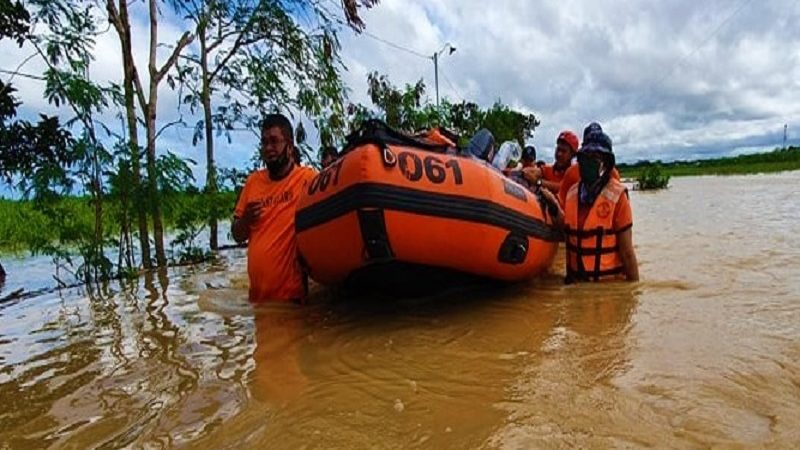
[1,172,799,449]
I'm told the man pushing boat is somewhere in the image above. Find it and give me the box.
[231,114,317,303]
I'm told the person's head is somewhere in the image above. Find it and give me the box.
[521,145,536,168]
[321,146,339,168]
[467,129,496,162]
[260,113,295,177]
[555,130,579,169]
[578,130,614,185]
[582,122,603,142]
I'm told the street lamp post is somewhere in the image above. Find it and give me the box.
[432,43,456,108]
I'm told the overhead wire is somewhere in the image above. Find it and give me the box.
[360,30,431,60]
[441,70,464,102]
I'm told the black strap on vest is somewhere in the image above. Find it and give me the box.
[593,228,604,280]
[566,224,624,281]
[566,265,625,283]
[565,242,618,255]
[564,227,621,238]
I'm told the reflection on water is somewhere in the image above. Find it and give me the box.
[1,172,800,448]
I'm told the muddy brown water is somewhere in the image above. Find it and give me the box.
[1,172,799,449]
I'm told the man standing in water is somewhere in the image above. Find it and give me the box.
[232,114,317,303]
[558,122,620,206]
[549,130,639,282]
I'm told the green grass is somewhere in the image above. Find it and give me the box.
[0,191,238,254]
[618,146,800,179]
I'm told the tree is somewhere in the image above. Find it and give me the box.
[0,3,70,184]
[106,0,194,267]
[2,0,119,281]
[348,72,540,147]
[171,0,379,249]
[0,0,28,45]
[104,0,151,268]
[0,82,75,199]
[482,101,540,148]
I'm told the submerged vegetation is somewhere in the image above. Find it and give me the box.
[635,165,671,190]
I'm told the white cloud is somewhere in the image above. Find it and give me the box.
[3,0,800,184]
[339,0,800,163]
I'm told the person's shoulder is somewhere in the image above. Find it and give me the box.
[606,178,630,204]
[238,170,266,194]
[613,184,633,226]
[608,176,625,189]
[295,165,318,180]
[563,164,579,179]
[287,165,318,188]
[244,169,266,185]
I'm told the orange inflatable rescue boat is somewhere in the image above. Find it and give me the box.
[295,121,561,287]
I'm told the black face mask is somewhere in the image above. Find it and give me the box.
[579,156,601,185]
[265,144,292,179]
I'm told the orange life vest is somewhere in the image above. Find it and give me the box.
[564,178,628,282]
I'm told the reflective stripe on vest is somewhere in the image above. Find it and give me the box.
[564,179,627,282]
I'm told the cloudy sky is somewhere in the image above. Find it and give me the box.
[339,0,800,163]
[2,0,800,193]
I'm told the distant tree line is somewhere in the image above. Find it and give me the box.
[618,146,800,178]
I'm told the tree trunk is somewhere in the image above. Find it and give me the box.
[117,226,124,272]
[146,0,167,267]
[199,32,218,250]
[118,0,151,269]
[93,142,104,280]
[145,101,166,267]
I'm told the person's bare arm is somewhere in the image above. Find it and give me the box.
[522,166,542,185]
[232,202,263,244]
[538,187,564,228]
[540,179,561,193]
[617,228,639,281]
[522,167,560,193]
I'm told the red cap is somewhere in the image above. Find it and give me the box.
[557,130,579,153]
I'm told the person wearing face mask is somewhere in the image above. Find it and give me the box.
[558,123,622,206]
[231,113,318,303]
[553,130,639,283]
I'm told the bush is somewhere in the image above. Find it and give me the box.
[637,165,670,190]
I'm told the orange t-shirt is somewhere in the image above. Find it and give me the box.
[234,166,317,303]
[558,164,621,206]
